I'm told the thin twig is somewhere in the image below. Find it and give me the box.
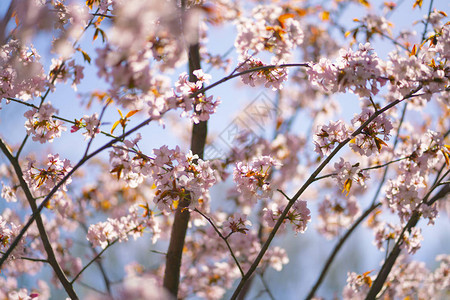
[305,203,381,300]
[194,208,245,277]
[71,239,117,284]
[259,273,276,300]
[7,97,117,138]
[313,156,410,182]
[0,251,48,263]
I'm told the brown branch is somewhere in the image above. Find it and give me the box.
[0,116,153,268]
[230,86,424,299]
[305,202,381,299]
[365,168,449,299]
[163,3,207,296]
[0,139,79,299]
[194,208,244,277]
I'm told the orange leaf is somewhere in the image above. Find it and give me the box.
[409,44,418,57]
[278,13,295,28]
[342,178,352,196]
[12,11,19,26]
[441,150,449,166]
[359,0,371,8]
[117,109,124,119]
[111,120,121,134]
[77,48,91,63]
[413,0,423,9]
[293,8,308,17]
[319,11,330,21]
[93,28,99,41]
[374,137,388,152]
[110,165,123,180]
[125,110,140,118]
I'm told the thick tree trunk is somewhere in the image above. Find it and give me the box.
[163,8,207,298]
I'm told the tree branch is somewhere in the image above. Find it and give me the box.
[0,139,79,299]
[231,86,424,299]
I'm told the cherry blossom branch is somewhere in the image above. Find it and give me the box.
[365,166,448,299]
[77,220,112,294]
[313,156,410,182]
[421,0,435,43]
[7,97,117,139]
[194,208,245,277]
[0,138,79,299]
[231,86,424,299]
[0,251,48,263]
[194,63,310,97]
[83,100,111,157]
[12,9,100,160]
[71,238,117,285]
[0,116,153,268]
[77,280,108,296]
[369,101,408,206]
[305,202,381,300]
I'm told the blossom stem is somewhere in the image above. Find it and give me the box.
[194,208,245,277]
[194,63,310,97]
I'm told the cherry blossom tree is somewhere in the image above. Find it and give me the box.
[0,0,449,299]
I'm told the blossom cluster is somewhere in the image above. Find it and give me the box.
[24,103,66,144]
[171,69,220,123]
[0,215,26,261]
[333,158,370,195]
[23,154,72,196]
[307,43,386,97]
[373,222,423,254]
[264,200,311,234]
[151,147,216,211]
[235,4,304,62]
[0,40,47,105]
[109,142,217,211]
[384,130,447,223]
[317,195,361,239]
[233,156,281,203]
[222,213,252,237]
[343,254,450,299]
[313,120,351,157]
[70,113,101,140]
[237,57,288,90]
[87,204,160,249]
[1,183,17,203]
[0,277,50,300]
[350,108,393,156]
[385,52,447,106]
[48,59,84,91]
